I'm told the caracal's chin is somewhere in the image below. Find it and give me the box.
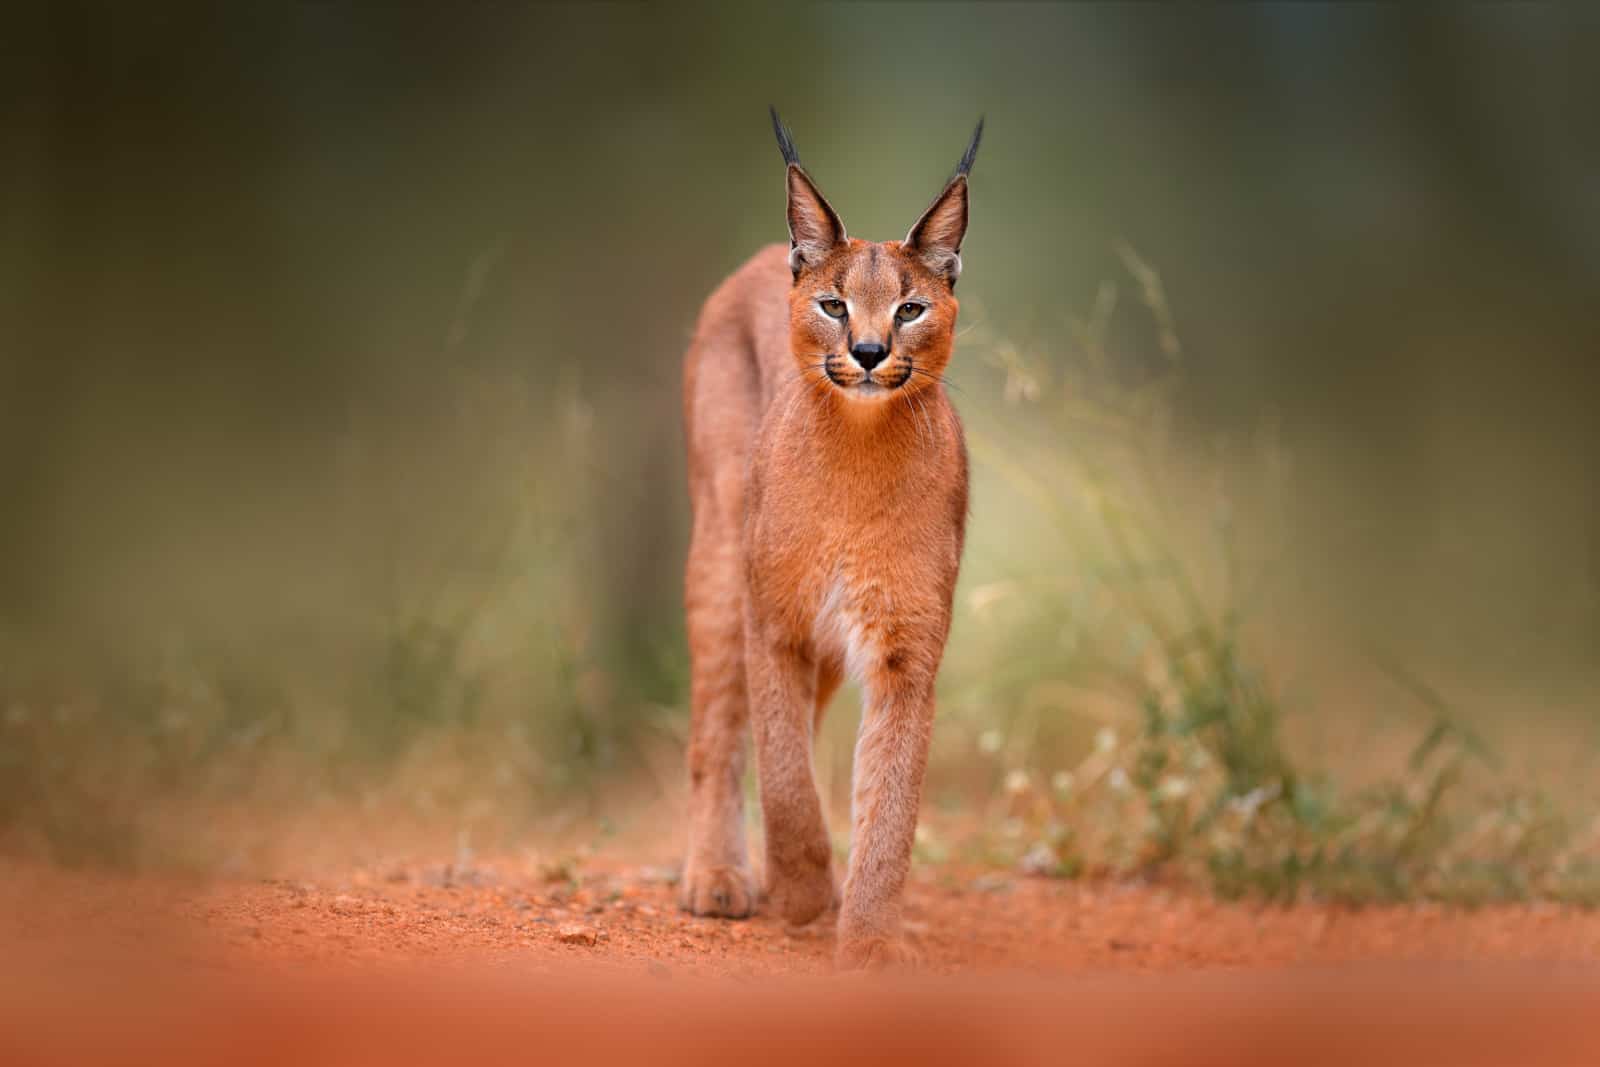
[832,380,904,403]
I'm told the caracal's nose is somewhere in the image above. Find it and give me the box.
[851,342,888,372]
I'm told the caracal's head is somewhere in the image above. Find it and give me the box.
[772,109,982,406]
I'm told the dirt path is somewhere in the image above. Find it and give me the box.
[136,856,1600,975]
[7,854,1600,1065]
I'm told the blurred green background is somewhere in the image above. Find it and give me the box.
[2,5,1596,887]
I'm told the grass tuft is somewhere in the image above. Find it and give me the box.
[947,250,1598,905]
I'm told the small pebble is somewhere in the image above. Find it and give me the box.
[558,923,598,946]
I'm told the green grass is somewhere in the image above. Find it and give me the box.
[939,248,1599,906]
[0,366,618,870]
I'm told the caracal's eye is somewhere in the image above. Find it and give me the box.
[895,302,925,323]
[819,298,847,319]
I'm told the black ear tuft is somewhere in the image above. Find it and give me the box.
[953,116,984,180]
[905,119,983,286]
[770,106,801,167]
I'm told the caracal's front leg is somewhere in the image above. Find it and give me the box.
[745,614,836,926]
[837,660,938,970]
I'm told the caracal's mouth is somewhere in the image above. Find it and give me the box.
[825,371,905,397]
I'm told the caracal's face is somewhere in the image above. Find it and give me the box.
[774,113,977,407]
[788,239,958,405]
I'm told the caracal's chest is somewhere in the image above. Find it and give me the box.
[749,489,900,682]
[744,397,957,672]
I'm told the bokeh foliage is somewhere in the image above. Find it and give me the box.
[3,5,1596,882]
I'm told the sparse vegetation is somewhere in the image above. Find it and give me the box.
[0,366,616,870]
[931,250,1600,905]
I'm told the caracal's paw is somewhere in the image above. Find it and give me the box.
[679,864,755,918]
[764,865,836,927]
[835,933,920,972]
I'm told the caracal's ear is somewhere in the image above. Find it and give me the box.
[905,117,983,287]
[771,107,846,276]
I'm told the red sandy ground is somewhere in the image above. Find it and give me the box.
[8,850,1598,975]
[193,860,1600,974]
[6,853,1600,1066]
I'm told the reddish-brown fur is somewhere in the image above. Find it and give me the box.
[681,117,978,968]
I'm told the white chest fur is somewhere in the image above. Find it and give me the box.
[811,575,880,689]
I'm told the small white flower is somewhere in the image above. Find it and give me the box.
[1019,842,1060,876]
[1229,782,1281,820]
[1108,767,1131,792]
[978,729,1004,755]
[1004,769,1030,795]
[914,824,933,845]
[1094,726,1119,753]
[1158,776,1191,800]
[1051,770,1075,795]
